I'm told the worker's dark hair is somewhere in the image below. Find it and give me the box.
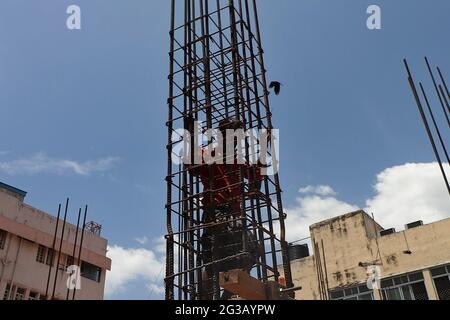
[218,118,243,132]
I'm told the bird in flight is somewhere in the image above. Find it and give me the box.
[269,81,282,95]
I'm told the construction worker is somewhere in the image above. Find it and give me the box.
[186,118,263,299]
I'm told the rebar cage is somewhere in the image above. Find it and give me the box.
[165,0,293,300]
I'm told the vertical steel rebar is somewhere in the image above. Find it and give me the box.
[419,83,450,165]
[166,0,176,301]
[73,205,88,300]
[404,59,450,195]
[321,239,330,300]
[45,203,61,299]
[51,198,69,299]
[251,0,293,289]
[425,57,450,126]
[66,208,82,300]
[437,67,450,108]
[439,85,450,120]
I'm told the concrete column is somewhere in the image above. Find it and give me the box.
[24,287,30,300]
[423,269,438,300]
[10,284,17,300]
[372,288,382,300]
[0,280,6,300]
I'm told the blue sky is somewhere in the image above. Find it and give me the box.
[1,1,449,299]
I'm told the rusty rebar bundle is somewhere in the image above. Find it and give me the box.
[165,0,293,300]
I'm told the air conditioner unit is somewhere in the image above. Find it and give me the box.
[405,221,423,230]
[380,228,396,237]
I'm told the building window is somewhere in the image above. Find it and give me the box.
[381,272,429,300]
[0,229,7,250]
[36,245,47,264]
[330,284,374,300]
[431,264,450,300]
[28,291,39,300]
[15,287,26,300]
[46,249,55,266]
[81,261,102,283]
[3,283,11,300]
[36,245,55,266]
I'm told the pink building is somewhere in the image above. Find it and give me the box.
[0,182,111,300]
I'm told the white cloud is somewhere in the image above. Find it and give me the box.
[299,185,337,197]
[0,152,120,176]
[105,244,165,299]
[146,283,165,296]
[153,236,166,255]
[286,162,450,243]
[134,236,149,245]
[285,194,359,242]
[365,162,450,230]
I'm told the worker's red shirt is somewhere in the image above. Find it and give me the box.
[187,147,262,209]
